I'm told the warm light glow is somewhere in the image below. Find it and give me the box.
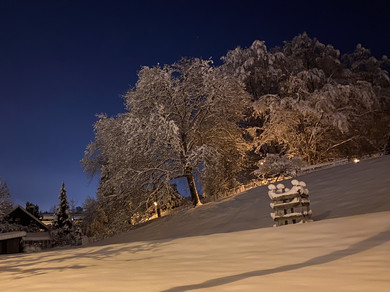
[153,202,158,206]
[353,158,360,163]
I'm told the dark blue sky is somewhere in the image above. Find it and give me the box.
[1,0,389,211]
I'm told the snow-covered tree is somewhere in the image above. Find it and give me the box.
[82,58,250,232]
[81,196,109,238]
[221,39,288,99]
[253,154,305,182]
[251,81,382,163]
[53,182,73,233]
[222,33,390,163]
[25,202,42,220]
[342,44,390,89]
[0,178,12,220]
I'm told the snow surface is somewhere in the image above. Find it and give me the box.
[1,156,390,291]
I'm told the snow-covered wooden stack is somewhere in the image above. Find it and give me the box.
[268,179,312,227]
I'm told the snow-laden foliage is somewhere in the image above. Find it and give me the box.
[253,154,305,182]
[222,33,390,164]
[52,182,82,245]
[0,178,12,220]
[53,182,73,233]
[80,196,100,237]
[0,179,18,233]
[251,81,381,163]
[82,58,250,235]
[82,35,389,237]
[222,40,287,99]
[25,202,42,220]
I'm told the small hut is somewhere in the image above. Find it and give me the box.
[268,179,312,227]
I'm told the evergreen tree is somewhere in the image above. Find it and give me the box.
[25,201,42,220]
[0,178,13,220]
[53,182,73,233]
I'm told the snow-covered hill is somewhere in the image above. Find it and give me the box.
[1,156,389,291]
[98,155,390,245]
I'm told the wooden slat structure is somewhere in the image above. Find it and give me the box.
[268,179,312,227]
[23,232,53,249]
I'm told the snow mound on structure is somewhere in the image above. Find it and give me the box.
[96,155,390,246]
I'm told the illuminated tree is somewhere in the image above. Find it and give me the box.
[82,58,250,231]
[222,33,390,163]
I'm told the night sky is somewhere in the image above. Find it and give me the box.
[1,0,389,211]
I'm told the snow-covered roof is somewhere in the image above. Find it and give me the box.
[24,232,51,241]
[6,205,48,231]
[0,231,27,240]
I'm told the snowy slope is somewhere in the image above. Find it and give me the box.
[97,155,390,245]
[1,156,389,291]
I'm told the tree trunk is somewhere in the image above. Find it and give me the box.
[385,131,390,155]
[185,169,202,206]
[181,132,202,206]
